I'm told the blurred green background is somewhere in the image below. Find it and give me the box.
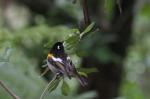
[0,0,150,99]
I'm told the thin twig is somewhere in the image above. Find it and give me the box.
[0,80,20,99]
[117,0,122,13]
[81,0,91,27]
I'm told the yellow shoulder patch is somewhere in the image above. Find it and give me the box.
[48,53,53,58]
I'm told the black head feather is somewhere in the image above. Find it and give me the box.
[50,42,65,57]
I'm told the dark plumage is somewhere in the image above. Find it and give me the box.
[47,42,87,86]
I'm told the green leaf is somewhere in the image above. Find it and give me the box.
[61,80,70,96]
[71,29,80,34]
[80,22,95,38]
[77,68,98,74]
[48,77,62,92]
[64,34,80,50]
[78,71,88,77]
[64,22,96,54]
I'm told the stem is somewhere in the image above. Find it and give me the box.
[117,0,122,13]
[81,0,91,27]
[0,80,20,99]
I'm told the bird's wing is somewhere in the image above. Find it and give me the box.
[48,57,65,72]
[48,56,71,78]
[64,56,77,76]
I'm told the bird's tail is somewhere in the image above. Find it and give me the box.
[76,73,87,87]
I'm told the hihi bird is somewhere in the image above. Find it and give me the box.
[47,42,87,86]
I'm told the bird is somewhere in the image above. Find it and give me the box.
[47,42,87,86]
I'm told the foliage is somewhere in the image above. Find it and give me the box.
[40,22,98,98]
[0,0,149,99]
[0,25,69,99]
[61,80,70,96]
[0,23,97,99]
[64,22,95,54]
[118,2,150,99]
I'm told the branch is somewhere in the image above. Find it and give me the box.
[0,80,20,99]
[81,0,91,27]
[117,0,122,13]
